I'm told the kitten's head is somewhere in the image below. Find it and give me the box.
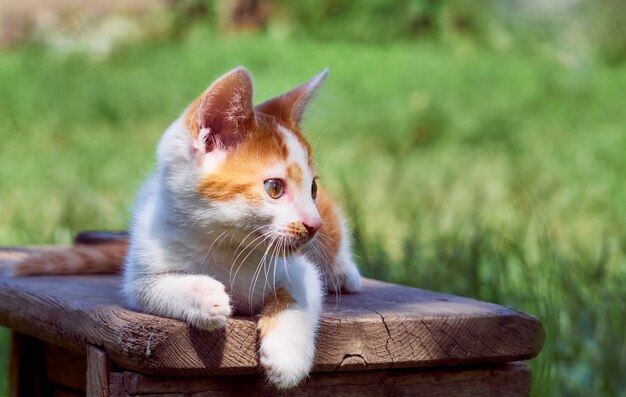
[181,67,328,251]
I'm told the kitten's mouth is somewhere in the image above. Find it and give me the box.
[266,229,315,255]
[284,235,316,254]
[268,237,303,256]
[280,240,299,253]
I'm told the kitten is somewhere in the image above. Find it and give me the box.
[0,67,361,388]
[122,67,361,388]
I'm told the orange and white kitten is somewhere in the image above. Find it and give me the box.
[123,67,361,388]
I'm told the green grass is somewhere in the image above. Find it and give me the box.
[1,30,625,396]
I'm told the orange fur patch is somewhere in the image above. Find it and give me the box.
[287,163,303,186]
[184,95,203,139]
[196,114,292,202]
[288,221,309,245]
[198,175,261,203]
[255,107,314,168]
[258,288,295,337]
[1,244,126,277]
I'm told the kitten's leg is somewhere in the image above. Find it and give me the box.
[324,248,361,293]
[125,273,232,330]
[309,226,362,294]
[309,189,362,294]
[257,256,323,389]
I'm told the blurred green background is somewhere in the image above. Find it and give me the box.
[1,0,625,396]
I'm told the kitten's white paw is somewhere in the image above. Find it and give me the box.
[342,261,362,293]
[260,329,315,389]
[325,260,362,293]
[184,278,232,330]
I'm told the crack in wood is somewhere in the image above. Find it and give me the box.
[237,326,254,351]
[439,323,469,356]
[373,310,394,364]
[467,327,498,355]
[420,320,451,359]
[335,353,368,371]
[498,320,523,335]
[400,322,433,360]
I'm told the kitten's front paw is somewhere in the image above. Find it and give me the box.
[325,260,362,293]
[260,331,315,389]
[185,278,232,331]
[342,261,362,293]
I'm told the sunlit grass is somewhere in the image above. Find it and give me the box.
[0,31,625,396]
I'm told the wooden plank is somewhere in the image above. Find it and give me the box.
[0,275,544,376]
[51,388,85,397]
[86,345,111,397]
[45,343,87,391]
[111,362,531,396]
[9,332,47,397]
[108,373,123,397]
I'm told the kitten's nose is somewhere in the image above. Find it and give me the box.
[303,221,321,238]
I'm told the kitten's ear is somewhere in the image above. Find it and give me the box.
[187,67,256,153]
[255,68,329,128]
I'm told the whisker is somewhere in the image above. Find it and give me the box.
[229,229,267,285]
[198,229,232,267]
[282,237,293,286]
[260,236,279,300]
[248,247,268,312]
[231,234,269,288]
[233,226,266,257]
[272,241,280,298]
[308,238,342,305]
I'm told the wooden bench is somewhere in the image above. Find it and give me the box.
[0,243,544,396]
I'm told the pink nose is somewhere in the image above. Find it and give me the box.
[303,221,321,238]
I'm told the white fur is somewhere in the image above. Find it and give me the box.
[259,255,322,388]
[278,124,312,179]
[323,213,362,294]
[123,76,361,388]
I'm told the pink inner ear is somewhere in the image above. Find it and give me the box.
[200,121,249,153]
[192,67,256,154]
[202,118,223,152]
[203,129,217,153]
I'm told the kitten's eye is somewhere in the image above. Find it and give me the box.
[311,179,318,200]
[264,179,284,199]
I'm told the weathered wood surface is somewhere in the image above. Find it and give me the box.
[45,342,87,391]
[8,333,532,396]
[109,362,531,397]
[0,274,544,377]
[87,345,111,397]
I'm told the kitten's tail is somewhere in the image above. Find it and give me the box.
[0,232,127,277]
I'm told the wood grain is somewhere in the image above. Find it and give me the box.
[110,362,531,397]
[87,345,111,397]
[0,274,544,376]
[45,343,87,391]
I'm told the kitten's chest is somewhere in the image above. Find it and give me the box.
[197,248,289,314]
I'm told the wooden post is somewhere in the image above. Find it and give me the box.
[9,332,46,397]
[87,346,111,397]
